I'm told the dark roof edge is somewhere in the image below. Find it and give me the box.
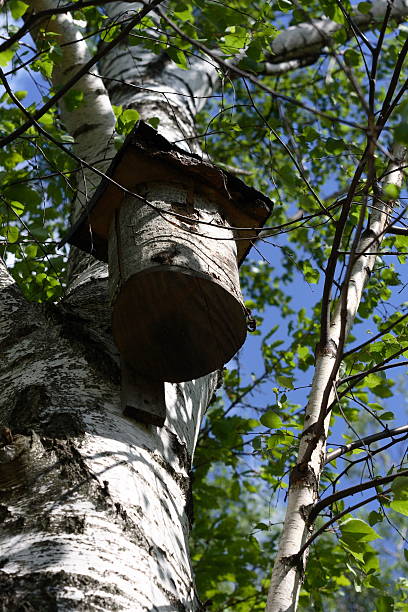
[59,120,274,251]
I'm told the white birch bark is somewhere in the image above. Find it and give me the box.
[99,2,218,152]
[0,270,217,608]
[266,144,408,612]
[33,0,117,222]
[0,2,220,610]
[267,0,408,67]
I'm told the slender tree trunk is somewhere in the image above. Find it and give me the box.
[0,2,219,609]
[266,143,407,611]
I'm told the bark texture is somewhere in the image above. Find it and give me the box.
[99,2,217,152]
[0,251,218,610]
[266,144,408,612]
[0,1,220,610]
[266,0,408,67]
[108,186,246,382]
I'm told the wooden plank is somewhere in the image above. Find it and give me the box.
[121,359,166,427]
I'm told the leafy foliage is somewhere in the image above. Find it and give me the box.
[0,0,407,610]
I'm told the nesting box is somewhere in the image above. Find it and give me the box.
[62,121,272,383]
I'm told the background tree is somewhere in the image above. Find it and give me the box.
[0,1,407,611]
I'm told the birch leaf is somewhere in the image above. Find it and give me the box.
[340,519,381,542]
[390,477,408,517]
[260,411,282,429]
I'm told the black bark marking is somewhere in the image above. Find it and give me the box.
[169,429,189,472]
[48,442,150,549]
[73,123,102,138]
[6,385,49,434]
[150,245,180,265]
[281,553,305,578]
[0,570,124,612]
[185,469,194,528]
[289,463,318,491]
[58,311,120,384]
[0,505,11,523]
[43,412,85,439]
[0,322,39,353]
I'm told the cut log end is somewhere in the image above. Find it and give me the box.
[112,267,247,382]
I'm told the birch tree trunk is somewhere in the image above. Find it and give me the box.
[0,2,219,609]
[1,1,407,609]
[266,144,408,611]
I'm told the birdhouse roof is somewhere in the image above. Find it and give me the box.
[60,120,273,265]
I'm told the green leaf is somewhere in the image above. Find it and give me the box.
[375,595,394,612]
[4,185,41,208]
[390,476,408,516]
[357,2,372,13]
[344,49,361,67]
[117,109,140,134]
[297,345,309,360]
[4,225,19,243]
[35,58,53,79]
[112,104,123,119]
[147,117,160,130]
[166,47,188,70]
[395,234,408,255]
[340,518,381,542]
[102,24,120,43]
[10,201,24,215]
[0,49,14,67]
[325,137,346,154]
[379,411,394,421]
[173,1,193,21]
[254,522,269,531]
[14,90,27,101]
[38,111,55,127]
[393,499,408,517]
[251,436,262,451]
[260,411,283,429]
[276,375,294,389]
[64,89,85,112]
[394,122,408,145]
[25,245,38,258]
[9,0,28,19]
[223,26,249,52]
[300,260,320,284]
[30,225,49,241]
[383,183,400,200]
[276,0,292,10]
[368,510,382,526]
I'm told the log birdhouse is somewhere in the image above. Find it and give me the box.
[62,121,272,420]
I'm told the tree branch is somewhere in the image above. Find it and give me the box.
[297,489,390,559]
[325,424,408,464]
[266,0,408,65]
[343,312,408,359]
[308,469,408,523]
[0,0,138,54]
[0,0,164,148]
[386,225,408,235]
[155,6,365,130]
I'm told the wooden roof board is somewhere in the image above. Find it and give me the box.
[60,121,273,265]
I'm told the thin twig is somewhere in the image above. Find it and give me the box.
[326,425,408,463]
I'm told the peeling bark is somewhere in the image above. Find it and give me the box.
[0,253,218,610]
[0,2,219,610]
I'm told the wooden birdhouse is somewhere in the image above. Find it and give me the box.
[62,121,272,422]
